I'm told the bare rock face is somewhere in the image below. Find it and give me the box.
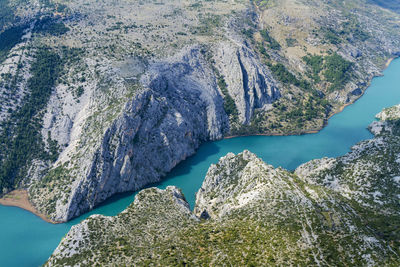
[369,104,400,135]
[64,47,225,220]
[214,42,280,124]
[194,150,273,219]
[376,104,400,121]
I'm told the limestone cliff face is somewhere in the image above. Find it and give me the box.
[214,42,280,124]
[64,48,228,220]
[32,44,279,222]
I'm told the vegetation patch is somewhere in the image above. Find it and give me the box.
[0,47,62,192]
[269,63,311,91]
[191,14,221,36]
[34,17,69,36]
[253,0,274,10]
[284,92,330,123]
[217,75,239,122]
[302,54,324,82]
[0,24,27,62]
[324,53,353,91]
[260,29,280,50]
[303,53,353,91]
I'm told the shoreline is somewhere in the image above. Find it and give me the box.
[0,189,57,224]
[225,56,397,140]
[385,57,394,68]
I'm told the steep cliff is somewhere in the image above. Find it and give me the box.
[46,105,400,266]
[26,41,280,221]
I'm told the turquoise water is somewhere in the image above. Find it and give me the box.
[1,58,400,266]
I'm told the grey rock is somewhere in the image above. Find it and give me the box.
[214,42,280,124]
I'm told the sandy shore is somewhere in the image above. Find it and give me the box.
[0,189,57,224]
[385,57,395,68]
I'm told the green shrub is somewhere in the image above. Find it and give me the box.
[34,17,69,36]
[260,29,281,50]
[217,75,239,120]
[0,47,62,191]
[0,24,27,62]
[303,54,324,82]
[324,53,353,91]
[270,63,311,90]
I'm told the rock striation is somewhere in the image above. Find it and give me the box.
[214,41,280,124]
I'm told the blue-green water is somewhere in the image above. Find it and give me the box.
[1,58,400,266]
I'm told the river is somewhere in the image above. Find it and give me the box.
[1,58,400,266]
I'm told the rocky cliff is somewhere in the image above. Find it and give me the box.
[1,0,400,222]
[26,40,280,221]
[46,105,400,266]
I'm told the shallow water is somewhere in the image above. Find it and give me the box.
[1,59,400,266]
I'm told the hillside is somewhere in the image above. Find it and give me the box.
[46,105,400,266]
[0,0,400,222]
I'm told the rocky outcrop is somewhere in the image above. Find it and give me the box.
[194,150,290,219]
[376,104,400,121]
[46,186,197,266]
[368,104,400,135]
